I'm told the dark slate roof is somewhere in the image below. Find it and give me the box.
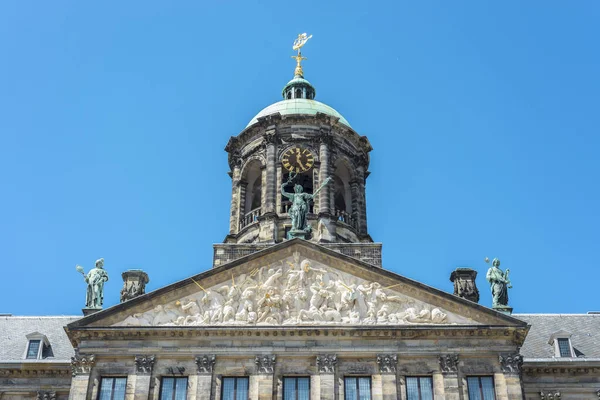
[0,315,80,361]
[514,314,600,359]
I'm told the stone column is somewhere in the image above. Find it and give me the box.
[194,355,216,400]
[68,354,96,400]
[263,130,277,215]
[377,354,398,400]
[317,354,337,400]
[433,372,446,399]
[356,165,368,236]
[439,354,460,400]
[255,355,276,400]
[318,135,332,216]
[229,163,242,234]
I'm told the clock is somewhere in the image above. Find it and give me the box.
[282,146,315,173]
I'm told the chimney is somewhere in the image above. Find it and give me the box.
[450,267,480,303]
[120,270,149,303]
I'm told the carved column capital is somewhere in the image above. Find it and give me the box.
[255,355,276,374]
[316,354,337,374]
[135,355,156,374]
[499,353,523,374]
[540,391,561,400]
[195,355,216,374]
[439,354,459,374]
[376,354,398,374]
[70,354,96,376]
[36,392,56,400]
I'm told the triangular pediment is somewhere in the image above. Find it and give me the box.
[69,240,526,329]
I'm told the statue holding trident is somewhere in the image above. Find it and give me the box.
[76,258,109,311]
[281,171,332,239]
[485,257,513,313]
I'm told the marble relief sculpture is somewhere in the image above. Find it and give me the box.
[115,254,473,327]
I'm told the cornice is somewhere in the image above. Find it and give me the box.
[0,363,71,377]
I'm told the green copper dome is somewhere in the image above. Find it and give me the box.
[246,99,351,128]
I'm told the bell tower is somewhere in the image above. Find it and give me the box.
[214,34,380,267]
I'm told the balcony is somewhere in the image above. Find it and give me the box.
[239,207,261,231]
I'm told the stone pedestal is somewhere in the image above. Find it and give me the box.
[450,267,480,303]
[82,307,101,316]
[493,305,513,315]
[287,229,310,240]
[120,269,149,303]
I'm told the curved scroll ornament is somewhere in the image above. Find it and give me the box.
[540,391,561,400]
[195,355,216,374]
[499,353,523,374]
[255,355,276,374]
[316,354,337,374]
[71,354,96,377]
[377,354,398,374]
[135,355,155,374]
[439,354,459,374]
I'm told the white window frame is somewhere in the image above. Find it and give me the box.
[23,332,49,360]
[548,330,575,358]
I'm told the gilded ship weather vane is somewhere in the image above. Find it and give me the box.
[291,33,312,77]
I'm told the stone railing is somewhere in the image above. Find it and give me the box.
[334,209,357,229]
[239,207,261,230]
[213,242,382,268]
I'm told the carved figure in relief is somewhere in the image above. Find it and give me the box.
[116,256,462,327]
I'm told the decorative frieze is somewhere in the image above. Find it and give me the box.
[70,354,96,376]
[134,355,155,374]
[36,392,56,400]
[439,354,459,374]
[316,354,337,374]
[376,354,397,374]
[195,355,216,374]
[255,355,276,374]
[499,353,523,374]
[540,391,561,400]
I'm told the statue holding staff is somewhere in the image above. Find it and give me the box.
[485,257,511,308]
[76,258,109,309]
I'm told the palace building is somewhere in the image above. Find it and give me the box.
[1,36,599,400]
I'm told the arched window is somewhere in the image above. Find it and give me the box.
[240,159,263,229]
[295,88,302,99]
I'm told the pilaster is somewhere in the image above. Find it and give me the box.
[317,354,337,400]
[68,354,96,400]
[356,165,368,236]
[129,355,155,400]
[229,163,241,234]
[255,355,276,400]
[318,135,332,216]
[194,355,216,400]
[433,372,446,400]
[377,354,398,400]
[439,354,460,400]
[263,130,278,214]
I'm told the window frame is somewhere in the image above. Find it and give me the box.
[159,376,189,400]
[405,376,434,400]
[282,376,311,400]
[23,332,50,360]
[556,337,573,357]
[97,376,128,400]
[344,376,372,400]
[221,376,250,400]
[466,376,496,400]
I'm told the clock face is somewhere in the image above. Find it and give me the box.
[282,146,315,173]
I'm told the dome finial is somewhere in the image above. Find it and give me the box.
[291,33,312,78]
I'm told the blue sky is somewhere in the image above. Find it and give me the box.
[1,1,598,316]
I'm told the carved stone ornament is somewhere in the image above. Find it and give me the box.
[70,354,96,376]
[135,355,156,374]
[439,354,459,374]
[499,353,523,374]
[121,270,149,303]
[114,256,474,328]
[255,355,276,374]
[377,354,398,374]
[195,355,216,374]
[316,354,337,374]
[540,391,561,400]
[450,268,480,303]
[36,392,56,400]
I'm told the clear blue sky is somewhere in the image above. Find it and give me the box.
[1,1,598,316]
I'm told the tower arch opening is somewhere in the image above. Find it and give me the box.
[333,159,355,227]
[240,159,263,229]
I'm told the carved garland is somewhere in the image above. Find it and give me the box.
[540,391,561,400]
[70,354,96,377]
[36,392,56,400]
[377,354,398,374]
[316,354,337,374]
[255,355,276,374]
[499,353,523,374]
[195,355,216,374]
[439,354,459,374]
[134,355,156,374]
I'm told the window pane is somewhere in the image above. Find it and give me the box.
[480,377,495,400]
[222,378,235,400]
[174,377,187,400]
[467,377,482,400]
[345,378,357,400]
[99,378,114,400]
[298,377,310,400]
[557,338,571,357]
[161,377,175,400]
[113,378,127,400]
[236,378,249,400]
[419,377,433,400]
[26,340,40,359]
[406,377,420,400]
[358,377,371,400]
[284,377,296,400]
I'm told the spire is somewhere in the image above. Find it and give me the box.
[282,33,316,100]
[291,33,312,78]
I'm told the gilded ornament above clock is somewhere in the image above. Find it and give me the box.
[282,146,315,173]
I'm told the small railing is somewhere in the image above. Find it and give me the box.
[281,201,314,214]
[335,209,357,229]
[239,207,261,230]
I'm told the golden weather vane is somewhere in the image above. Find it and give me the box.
[291,33,312,78]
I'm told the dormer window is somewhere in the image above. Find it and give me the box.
[24,332,49,360]
[548,330,574,358]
